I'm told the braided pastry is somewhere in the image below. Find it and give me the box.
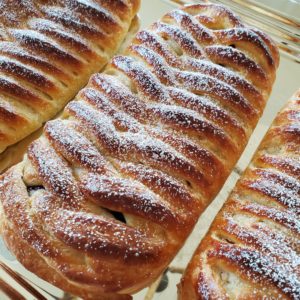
[0,3,278,299]
[0,0,140,172]
[178,90,300,300]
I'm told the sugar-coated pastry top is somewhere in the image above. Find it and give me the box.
[0,0,139,154]
[0,3,278,300]
[178,90,300,300]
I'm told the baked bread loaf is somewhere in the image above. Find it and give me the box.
[0,0,140,172]
[178,90,300,300]
[0,3,278,299]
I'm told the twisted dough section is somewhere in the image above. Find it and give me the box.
[0,0,139,155]
[179,91,300,300]
[0,3,278,299]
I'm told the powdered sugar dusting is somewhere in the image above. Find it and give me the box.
[28,139,82,208]
[0,2,281,297]
[210,242,300,298]
[188,97,299,298]
[0,0,133,155]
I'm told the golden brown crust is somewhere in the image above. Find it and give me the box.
[178,90,300,300]
[0,0,139,157]
[0,3,278,299]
